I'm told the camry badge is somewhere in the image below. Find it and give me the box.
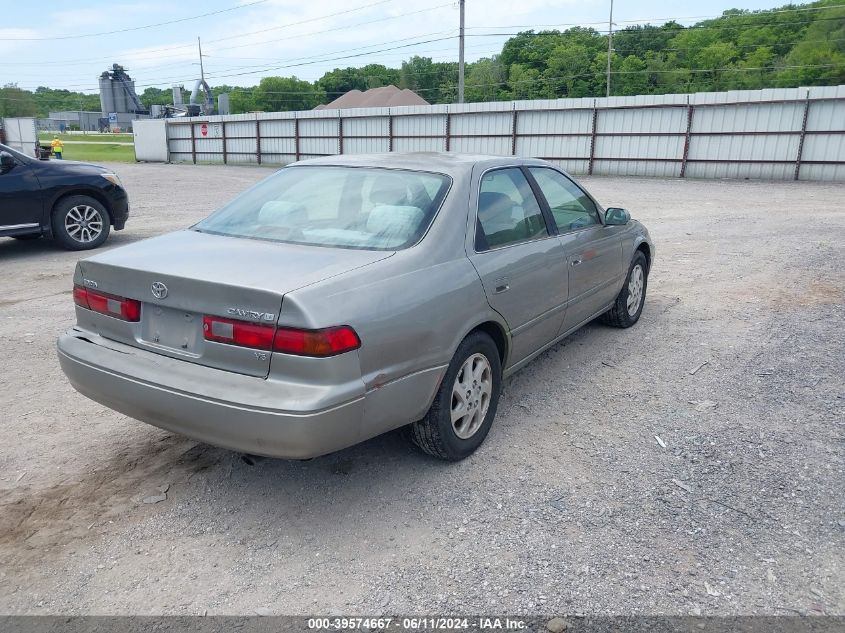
[151,282,168,299]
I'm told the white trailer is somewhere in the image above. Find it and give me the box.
[0,117,39,157]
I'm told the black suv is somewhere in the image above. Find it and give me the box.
[0,143,129,250]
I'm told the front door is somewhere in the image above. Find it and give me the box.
[526,167,624,334]
[467,167,568,365]
[0,157,42,231]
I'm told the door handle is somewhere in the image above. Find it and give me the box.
[571,258,583,267]
[494,277,510,293]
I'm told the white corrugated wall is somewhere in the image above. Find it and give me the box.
[134,85,845,181]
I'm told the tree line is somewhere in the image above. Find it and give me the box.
[2,1,843,119]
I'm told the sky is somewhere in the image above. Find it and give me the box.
[1,0,787,94]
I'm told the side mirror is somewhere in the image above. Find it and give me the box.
[0,151,15,170]
[605,207,630,225]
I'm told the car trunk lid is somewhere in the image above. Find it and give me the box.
[76,230,392,377]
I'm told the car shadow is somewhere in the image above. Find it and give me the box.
[3,293,666,569]
[0,230,151,263]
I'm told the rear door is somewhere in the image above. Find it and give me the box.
[527,167,623,333]
[0,157,43,231]
[467,167,568,365]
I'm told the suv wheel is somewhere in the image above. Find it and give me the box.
[52,195,111,251]
[408,331,502,461]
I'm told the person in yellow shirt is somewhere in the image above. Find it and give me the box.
[51,135,64,160]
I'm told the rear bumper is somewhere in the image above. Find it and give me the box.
[57,330,365,459]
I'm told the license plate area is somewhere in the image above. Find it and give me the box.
[140,304,203,355]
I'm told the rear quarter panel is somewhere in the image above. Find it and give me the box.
[279,172,506,432]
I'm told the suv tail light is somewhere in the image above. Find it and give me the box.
[202,314,360,357]
[73,285,141,322]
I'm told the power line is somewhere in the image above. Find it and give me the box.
[0,0,418,64]
[185,62,845,97]
[3,2,838,69]
[1,0,272,41]
[1,58,838,106]
[7,31,461,92]
[466,3,845,31]
[5,4,844,95]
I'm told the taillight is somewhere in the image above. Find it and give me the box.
[73,284,141,322]
[202,313,360,358]
[273,326,361,357]
[202,315,275,350]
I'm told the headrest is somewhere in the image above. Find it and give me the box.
[479,192,514,221]
[370,175,410,206]
[366,205,423,246]
[257,201,304,224]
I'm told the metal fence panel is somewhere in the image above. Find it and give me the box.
[393,137,445,152]
[692,102,804,133]
[343,137,390,154]
[598,107,687,134]
[149,85,845,180]
[450,112,512,135]
[517,110,592,134]
[689,133,799,161]
[516,135,590,160]
[393,114,446,136]
[685,161,794,180]
[596,135,684,160]
[595,160,680,178]
[451,136,511,155]
[342,116,389,137]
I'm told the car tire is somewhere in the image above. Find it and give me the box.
[408,331,502,461]
[52,195,111,251]
[601,250,648,328]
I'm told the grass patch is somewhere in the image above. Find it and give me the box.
[55,143,135,163]
[39,132,134,144]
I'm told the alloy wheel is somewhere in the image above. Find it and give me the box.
[451,353,493,439]
[65,205,104,244]
[626,263,644,316]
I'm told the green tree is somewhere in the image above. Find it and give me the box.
[507,63,546,100]
[140,87,172,109]
[464,57,507,102]
[317,64,401,100]
[253,76,323,112]
[0,84,37,117]
[399,56,456,103]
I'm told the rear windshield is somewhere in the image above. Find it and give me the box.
[194,166,451,250]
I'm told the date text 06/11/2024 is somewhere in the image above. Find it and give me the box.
[307,617,529,630]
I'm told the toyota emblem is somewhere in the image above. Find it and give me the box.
[151,282,168,299]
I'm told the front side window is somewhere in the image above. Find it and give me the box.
[528,167,600,233]
[195,166,450,250]
[476,168,548,250]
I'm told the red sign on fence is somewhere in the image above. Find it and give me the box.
[200,123,208,137]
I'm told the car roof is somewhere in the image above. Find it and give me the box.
[292,152,551,177]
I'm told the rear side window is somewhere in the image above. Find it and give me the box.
[476,168,548,251]
[195,166,451,250]
[528,167,600,233]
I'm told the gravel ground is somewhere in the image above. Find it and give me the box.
[0,163,843,616]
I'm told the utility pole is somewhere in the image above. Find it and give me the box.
[457,0,465,103]
[606,0,614,98]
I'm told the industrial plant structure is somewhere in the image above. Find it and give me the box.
[97,63,148,131]
[38,63,222,132]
